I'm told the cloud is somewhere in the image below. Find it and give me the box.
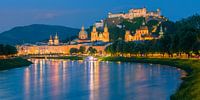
[34,12,61,20]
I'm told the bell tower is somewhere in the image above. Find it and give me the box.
[91,25,98,42]
[54,33,59,45]
[159,25,164,38]
[102,24,109,42]
[48,35,54,45]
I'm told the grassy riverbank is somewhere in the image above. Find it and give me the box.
[0,58,32,71]
[100,57,200,100]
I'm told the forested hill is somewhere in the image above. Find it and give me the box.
[87,17,173,41]
[0,24,79,45]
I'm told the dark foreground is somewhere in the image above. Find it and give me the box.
[101,57,200,100]
[0,58,32,71]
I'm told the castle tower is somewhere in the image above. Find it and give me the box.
[159,25,164,38]
[79,26,88,40]
[157,9,161,17]
[48,35,54,45]
[54,33,59,45]
[91,25,98,42]
[102,24,109,42]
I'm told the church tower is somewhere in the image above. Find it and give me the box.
[91,25,98,42]
[159,25,164,38]
[54,33,59,45]
[48,35,54,45]
[102,24,109,42]
[125,31,132,42]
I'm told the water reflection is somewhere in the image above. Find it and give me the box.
[0,59,182,100]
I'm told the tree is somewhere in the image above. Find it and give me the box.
[87,47,97,55]
[79,46,86,54]
[0,44,17,55]
[70,48,79,55]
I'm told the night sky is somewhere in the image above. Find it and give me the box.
[0,0,199,32]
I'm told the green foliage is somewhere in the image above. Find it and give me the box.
[0,44,17,55]
[106,14,200,57]
[87,47,97,55]
[0,58,32,70]
[79,46,86,53]
[69,48,79,54]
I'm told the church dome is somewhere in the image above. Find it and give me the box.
[79,26,88,40]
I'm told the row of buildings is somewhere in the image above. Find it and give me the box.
[95,7,162,28]
[17,25,111,55]
[17,23,164,55]
[17,7,165,55]
[125,22,164,42]
[108,7,161,19]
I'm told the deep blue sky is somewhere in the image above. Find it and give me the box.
[0,0,199,32]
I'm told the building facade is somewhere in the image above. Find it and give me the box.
[125,23,164,42]
[48,33,59,45]
[108,7,161,19]
[79,26,88,40]
[91,25,110,42]
[17,44,107,55]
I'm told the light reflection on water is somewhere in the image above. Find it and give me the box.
[0,59,182,100]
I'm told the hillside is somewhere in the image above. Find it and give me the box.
[0,24,80,45]
[87,17,171,41]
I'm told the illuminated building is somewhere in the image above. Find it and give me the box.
[108,7,161,19]
[54,33,59,45]
[48,35,53,45]
[48,33,59,45]
[91,24,109,42]
[79,26,88,40]
[125,22,164,42]
[17,25,111,56]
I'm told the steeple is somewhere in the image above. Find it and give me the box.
[92,25,97,32]
[55,33,58,40]
[81,25,84,31]
[54,33,59,45]
[48,35,53,45]
[159,25,164,38]
[104,24,108,32]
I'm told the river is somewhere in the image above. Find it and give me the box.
[0,59,183,100]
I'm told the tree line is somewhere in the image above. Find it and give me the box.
[70,46,97,55]
[105,15,200,58]
[0,44,17,56]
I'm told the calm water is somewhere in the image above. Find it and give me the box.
[0,59,183,100]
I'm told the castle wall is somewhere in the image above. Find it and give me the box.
[108,8,161,19]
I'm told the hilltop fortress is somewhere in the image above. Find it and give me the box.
[95,7,164,28]
[108,7,161,19]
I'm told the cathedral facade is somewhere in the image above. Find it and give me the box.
[48,33,59,45]
[91,25,110,42]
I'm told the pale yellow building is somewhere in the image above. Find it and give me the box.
[48,33,60,45]
[91,24,109,42]
[79,26,88,40]
[125,23,154,41]
[17,44,107,55]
